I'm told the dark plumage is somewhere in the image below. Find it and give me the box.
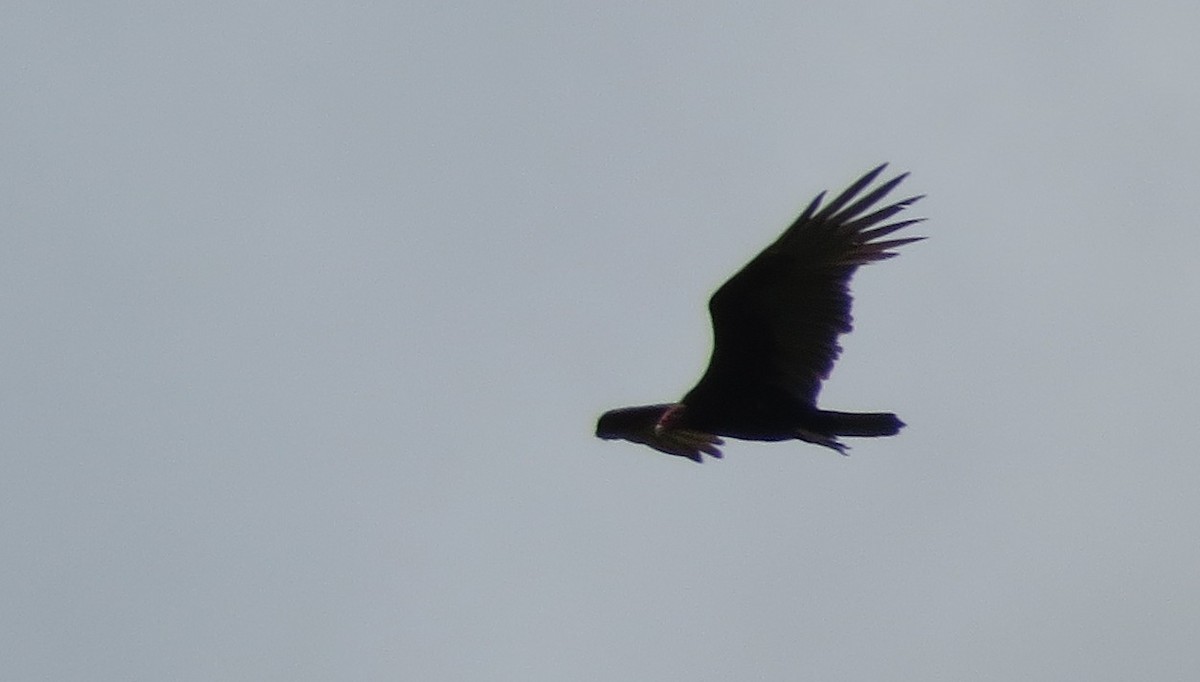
[595,164,924,462]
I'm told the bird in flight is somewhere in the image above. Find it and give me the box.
[595,164,924,462]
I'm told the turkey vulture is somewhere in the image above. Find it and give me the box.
[595,164,923,462]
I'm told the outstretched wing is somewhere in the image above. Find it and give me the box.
[684,165,923,408]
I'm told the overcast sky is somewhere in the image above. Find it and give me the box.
[4,2,1200,680]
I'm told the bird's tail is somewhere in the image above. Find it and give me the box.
[817,410,904,437]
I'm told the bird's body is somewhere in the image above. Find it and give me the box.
[595,164,923,462]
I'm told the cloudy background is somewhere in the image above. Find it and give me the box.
[4,2,1199,680]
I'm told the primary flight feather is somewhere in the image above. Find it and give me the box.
[595,164,924,462]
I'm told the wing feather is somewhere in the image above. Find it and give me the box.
[684,165,923,409]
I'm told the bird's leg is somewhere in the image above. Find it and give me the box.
[795,427,850,456]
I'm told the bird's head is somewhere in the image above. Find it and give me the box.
[595,404,673,440]
[595,403,724,462]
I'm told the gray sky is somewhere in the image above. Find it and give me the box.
[4,2,1200,680]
